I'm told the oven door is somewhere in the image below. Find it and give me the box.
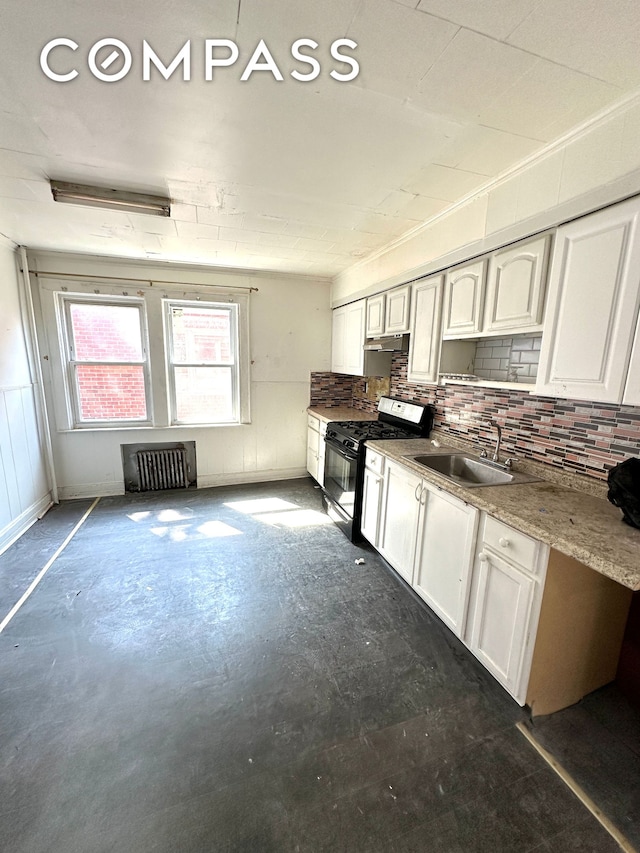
[323,439,359,519]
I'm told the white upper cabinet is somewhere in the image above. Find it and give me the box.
[344,301,366,374]
[384,285,411,334]
[407,274,444,385]
[484,235,550,334]
[331,299,365,375]
[536,196,640,403]
[624,321,640,406]
[331,306,347,373]
[365,294,385,338]
[365,285,411,337]
[332,299,392,376]
[443,259,486,338]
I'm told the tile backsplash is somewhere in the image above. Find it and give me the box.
[310,354,640,481]
[309,372,355,407]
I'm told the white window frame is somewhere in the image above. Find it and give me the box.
[36,277,251,431]
[58,293,152,429]
[164,299,241,426]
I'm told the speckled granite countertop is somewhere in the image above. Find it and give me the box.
[366,437,640,591]
[308,406,375,423]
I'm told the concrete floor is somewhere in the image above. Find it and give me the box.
[0,479,632,852]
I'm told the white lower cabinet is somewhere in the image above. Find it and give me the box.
[360,453,384,547]
[413,486,478,637]
[377,460,422,584]
[378,460,478,639]
[466,550,536,699]
[371,457,626,712]
[306,416,326,486]
[374,457,550,704]
[465,515,548,704]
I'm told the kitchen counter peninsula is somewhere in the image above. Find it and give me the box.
[367,436,640,591]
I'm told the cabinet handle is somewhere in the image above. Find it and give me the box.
[479,553,488,564]
[420,486,427,505]
[415,483,422,502]
[499,537,510,548]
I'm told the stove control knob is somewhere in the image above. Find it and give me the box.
[345,440,354,449]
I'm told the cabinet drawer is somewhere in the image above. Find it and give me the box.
[365,448,384,474]
[308,414,320,431]
[483,516,538,572]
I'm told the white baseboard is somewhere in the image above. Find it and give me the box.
[0,493,53,556]
[197,468,309,489]
[57,483,125,500]
[56,469,309,500]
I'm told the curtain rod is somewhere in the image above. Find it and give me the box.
[24,269,259,293]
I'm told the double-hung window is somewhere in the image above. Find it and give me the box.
[62,296,150,426]
[166,300,240,424]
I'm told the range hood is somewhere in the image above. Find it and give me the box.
[363,334,409,352]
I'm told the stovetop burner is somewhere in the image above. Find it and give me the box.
[326,420,423,443]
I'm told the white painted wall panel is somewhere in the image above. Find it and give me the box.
[0,241,51,553]
[29,252,331,498]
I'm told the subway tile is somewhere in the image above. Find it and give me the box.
[511,337,535,351]
[492,347,511,359]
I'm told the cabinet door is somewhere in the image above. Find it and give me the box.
[331,301,366,375]
[306,426,320,481]
[467,550,535,701]
[385,285,411,334]
[443,259,486,338]
[413,486,478,637]
[377,460,422,584]
[361,465,383,547]
[407,275,444,384]
[485,235,550,333]
[536,197,640,402]
[366,294,385,337]
[331,307,347,373]
[623,319,640,406]
[344,300,366,375]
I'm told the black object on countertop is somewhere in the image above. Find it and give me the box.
[607,456,640,529]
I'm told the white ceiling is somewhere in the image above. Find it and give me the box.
[1,0,640,277]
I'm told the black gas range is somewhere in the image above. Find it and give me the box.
[322,397,434,541]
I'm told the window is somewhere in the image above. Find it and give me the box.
[62,297,150,425]
[166,301,239,424]
[44,279,250,430]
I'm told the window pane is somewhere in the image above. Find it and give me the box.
[170,306,233,365]
[174,367,233,423]
[76,365,147,421]
[70,303,143,362]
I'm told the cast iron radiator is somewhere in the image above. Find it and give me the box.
[135,448,189,491]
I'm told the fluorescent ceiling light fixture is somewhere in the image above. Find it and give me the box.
[50,180,171,217]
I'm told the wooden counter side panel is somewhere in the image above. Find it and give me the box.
[527,549,632,717]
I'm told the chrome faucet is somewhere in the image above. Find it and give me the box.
[479,419,506,466]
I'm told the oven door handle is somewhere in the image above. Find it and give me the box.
[324,440,358,462]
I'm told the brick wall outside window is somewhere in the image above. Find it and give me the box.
[69,302,147,421]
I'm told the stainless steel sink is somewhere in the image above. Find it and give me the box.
[403,453,540,488]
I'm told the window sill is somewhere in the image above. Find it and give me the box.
[56,422,251,434]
